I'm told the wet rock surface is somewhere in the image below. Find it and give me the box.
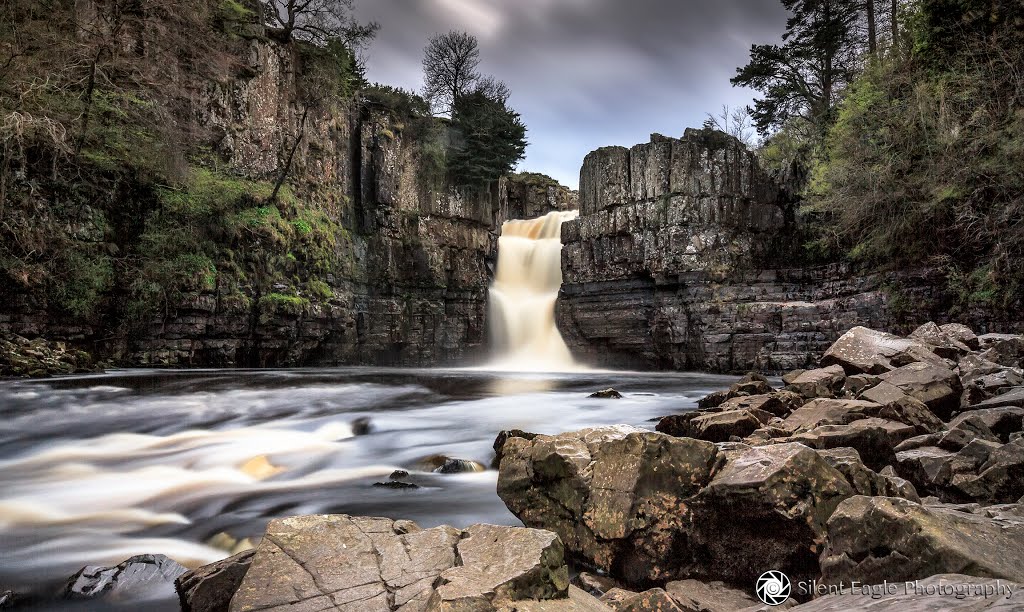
[62,554,188,605]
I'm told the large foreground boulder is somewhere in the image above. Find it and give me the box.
[496,426,855,587]
[820,496,1024,586]
[218,515,569,612]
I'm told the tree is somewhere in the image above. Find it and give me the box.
[702,105,757,147]
[262,0,379,50]
[421,30,481,116]
[447,85,527,188]
[732,0,863,136]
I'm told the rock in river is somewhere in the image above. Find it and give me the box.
[62,554,188,605]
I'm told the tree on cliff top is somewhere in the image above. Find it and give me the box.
[732,0,863,137]
[447,86,527,188]
[262,0,379,52]
[421,30,481,116]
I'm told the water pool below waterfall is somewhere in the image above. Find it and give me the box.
[0,367,736,609]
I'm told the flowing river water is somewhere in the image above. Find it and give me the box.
[0,367,736,607]
[1,211,735,609]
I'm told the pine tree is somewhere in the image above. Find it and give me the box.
[732,0,863,136]
[447,87,527,188]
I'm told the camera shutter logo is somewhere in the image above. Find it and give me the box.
[756,570,791,606]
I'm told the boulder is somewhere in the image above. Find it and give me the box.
[970,387,1024,410]
[785,365,846,399]
[821,496,1024,585]
[496,428,854,587]
[731,373,773,396]
[821,327,942,375]
[659,409,773,443]
[910,322,972,358]
[876,362,963,420]
[697,390,731,410]
[949,406,1024,442]
[664,580,758,612]
[351,416,373,435]
[868,395,944,435]
[590,388,623,399]
[949,438,1024,503]
[894,446,956,496]
[787,418,917,471]
[719,393,801,418]
[781,399,878,432]
[941,323,980,349]
[773,574,1022,611]
[817,448,919,502]
[226,514,569,612]
[842,374,880,397]
[977,334,1024,367]
[416,454,486,473]
[177,549,255,612]
[430,523,569,609]
[62,554,188,605]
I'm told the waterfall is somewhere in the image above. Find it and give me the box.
[487,210,580,371]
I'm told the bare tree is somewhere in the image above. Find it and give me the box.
[703,105,757,147]
[422,30,480,116]
[262,0,378,49]
[476,75,510,105]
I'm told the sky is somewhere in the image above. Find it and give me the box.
[352,0,790,189]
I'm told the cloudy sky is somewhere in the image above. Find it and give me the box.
[352,0,789,188]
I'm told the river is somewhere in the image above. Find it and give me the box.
[0,366,734,609]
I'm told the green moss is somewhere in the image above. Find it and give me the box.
[307,279,334,300]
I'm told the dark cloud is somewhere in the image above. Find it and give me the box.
[353,0,788,188]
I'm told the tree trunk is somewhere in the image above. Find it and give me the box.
[891,0,899,55]
[270,105,309,203]
[867,0,877,55]
[75,55,100,154]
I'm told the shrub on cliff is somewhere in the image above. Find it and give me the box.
[811,0,1024,311]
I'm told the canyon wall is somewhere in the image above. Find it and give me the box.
[557,130,1019,373]
[0,36,503,368]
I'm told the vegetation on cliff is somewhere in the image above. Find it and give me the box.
[736,0,1023,313]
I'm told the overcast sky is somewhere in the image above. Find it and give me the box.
[352,0,789,188]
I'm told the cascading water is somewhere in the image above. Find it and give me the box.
[487,210,580,371]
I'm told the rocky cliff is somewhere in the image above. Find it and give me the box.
[557,130,1021,373]
[0,24,505,368]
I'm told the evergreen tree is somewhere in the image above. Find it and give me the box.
[732,0,863,136]
[447,86,527,188]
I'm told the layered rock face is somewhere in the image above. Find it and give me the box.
[557,131,1020,373]
[0,37,502,369]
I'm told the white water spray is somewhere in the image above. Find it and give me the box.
[487,210,580,371]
